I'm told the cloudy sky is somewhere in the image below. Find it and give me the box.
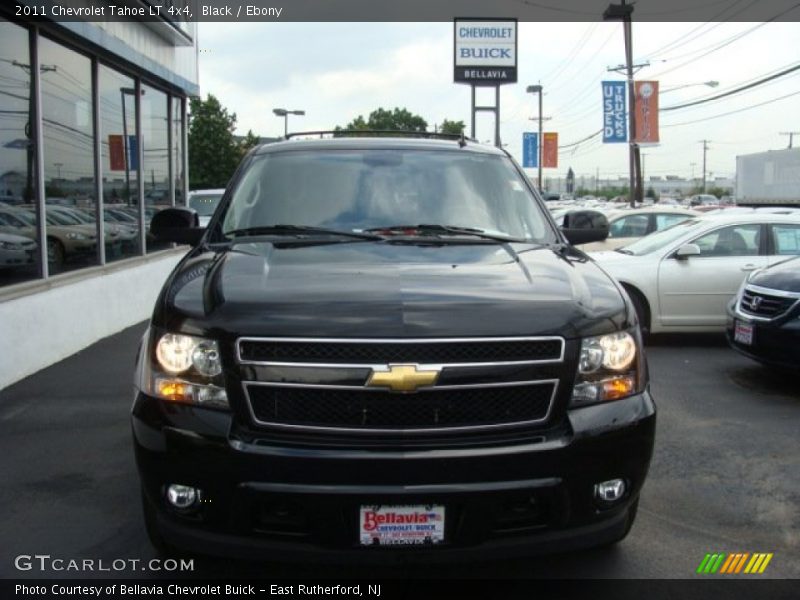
[197,21,800,181]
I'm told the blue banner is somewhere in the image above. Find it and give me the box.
[602,81,627,143]
[522,132,538,168]
[127,135,139,170]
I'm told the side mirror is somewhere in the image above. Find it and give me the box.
[150,207,204,245]
[675,243,701,259]
[561,209,609,245]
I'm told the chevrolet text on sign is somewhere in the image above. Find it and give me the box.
[454,19,517,85]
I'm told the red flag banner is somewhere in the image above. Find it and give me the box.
[542,132,558,168]
[108,135,125,171]
[634,81,659,144]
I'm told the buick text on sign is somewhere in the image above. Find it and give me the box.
[454,19,517,85]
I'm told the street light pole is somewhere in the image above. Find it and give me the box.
[526,85,544,191]
[604,0,637,208]
[273,108,305,137]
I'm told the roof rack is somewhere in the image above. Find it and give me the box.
[284,130,474,143]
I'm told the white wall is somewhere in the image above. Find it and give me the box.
[0,252,184,391]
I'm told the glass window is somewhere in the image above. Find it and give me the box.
[691,224,761,257]
[609,214,649,238]
[222,150,553,242]
[771,224,800,255]
[98,64,140,262]
[654,213,691,230]
[621,218,703,256]
[0,19,40,287]
[141,84,170,251]
[39,36,97,274]
[171,96,184,206]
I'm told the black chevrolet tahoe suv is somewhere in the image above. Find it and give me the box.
[132,134,655,562]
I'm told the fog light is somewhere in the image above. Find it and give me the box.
[166,484,199,509]
[594,479,626,503]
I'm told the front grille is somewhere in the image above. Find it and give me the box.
[740,288,797,319]
[238,338,563,364]
[245,383,555,432]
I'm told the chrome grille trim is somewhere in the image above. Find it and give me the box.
[242,379,560,435]
[735,284,800,322]
[235,336,566,367]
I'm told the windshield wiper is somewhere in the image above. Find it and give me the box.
[364,224,521,242]
[223,225,383,241]
[614,248,634,255]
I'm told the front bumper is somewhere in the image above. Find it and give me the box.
[726,306,800,370]
[132,390,655,562]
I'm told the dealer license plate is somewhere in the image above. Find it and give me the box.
[734,320,754,345]
[359,505,445,546]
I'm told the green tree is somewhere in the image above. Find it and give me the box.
[439,119,466,135]
[238,130,261,159]
[188,94,243,189]
[338,107,428,132]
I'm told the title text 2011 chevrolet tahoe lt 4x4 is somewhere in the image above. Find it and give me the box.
[132,134,655,562]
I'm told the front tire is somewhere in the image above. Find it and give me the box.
[624,286,650,337]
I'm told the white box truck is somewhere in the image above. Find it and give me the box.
[736,148,800,206]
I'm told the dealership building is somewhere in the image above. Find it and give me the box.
[0,6,199,389]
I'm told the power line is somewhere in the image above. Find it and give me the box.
[662,89,800,128]
[661,62,800,111]
[649,2,800,79]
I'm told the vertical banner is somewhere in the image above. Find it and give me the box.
[127,135,139,171]
[634,81,659,144]
[108,135,125,171]
[522,132,538,168]
[542,132,558,168]
[602,81,627,143]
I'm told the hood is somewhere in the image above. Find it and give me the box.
[749,256,800,293]
[156,241,630,340]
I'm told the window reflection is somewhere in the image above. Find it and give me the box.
[172,96,183,206]
[39,36,97,274]
[0,19,40,287]
[99,64,141,261]
[142,84,170,251]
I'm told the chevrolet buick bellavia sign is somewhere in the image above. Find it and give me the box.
[454,18,517,85]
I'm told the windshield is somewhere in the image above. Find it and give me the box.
[221,149,552,242]
[190,193,223,216]
[619,218,703,255]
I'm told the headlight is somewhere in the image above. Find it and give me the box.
[0,241,23,250]
[571,330,642,408]
[141,332,228,409]
[66,232,88,240]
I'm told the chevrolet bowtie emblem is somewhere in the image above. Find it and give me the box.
[366,364,440,392]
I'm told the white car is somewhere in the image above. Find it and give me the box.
[579,206,696,252]
[590,212,800,333]
[188,189,226,227]
[0,231,36,269]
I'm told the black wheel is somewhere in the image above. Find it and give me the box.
[625,286,649,337]
[47,238,65,270]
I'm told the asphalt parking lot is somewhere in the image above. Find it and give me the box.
[0,323,798,579]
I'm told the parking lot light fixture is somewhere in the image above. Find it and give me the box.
[273,108,305,137]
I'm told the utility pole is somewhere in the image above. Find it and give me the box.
[526,85,545,190]
[604,0,644,208]
[700,140,711,193]
[780,131,800,149]
[641,153,647,197]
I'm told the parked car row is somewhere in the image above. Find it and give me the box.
[588,212,800,334]
[726,255,799,370]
